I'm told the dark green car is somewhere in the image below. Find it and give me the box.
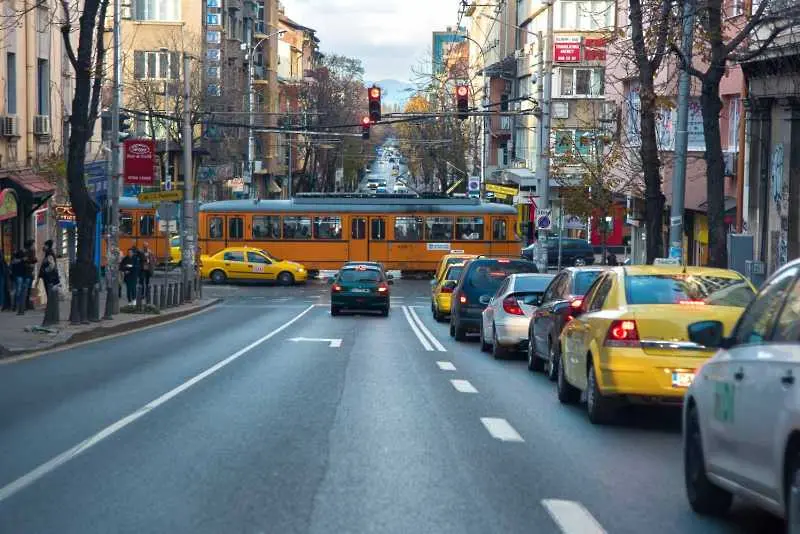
[330,265,392,316]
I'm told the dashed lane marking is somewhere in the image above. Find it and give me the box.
[542,499,607,534]
[480,417,524,443]
[450,379,478,393]
[436,361,456,371]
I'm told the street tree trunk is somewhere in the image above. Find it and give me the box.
[640,80,666,263]
[700,73,728,267]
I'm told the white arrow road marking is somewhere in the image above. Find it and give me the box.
[289,337,342,348]
[450,379,478,393]
[436,361,456,371]
[480,417,524,442]
[542,499,607,534]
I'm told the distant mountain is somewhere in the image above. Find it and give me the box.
[370,79,415,107]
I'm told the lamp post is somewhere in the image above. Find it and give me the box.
[245,29,286,199]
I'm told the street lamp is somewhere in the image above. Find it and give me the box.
[244,28,287,198]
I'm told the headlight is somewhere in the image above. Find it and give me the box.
[297,267,305,272]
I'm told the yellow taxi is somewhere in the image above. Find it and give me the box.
[433,253,477,284]
[200,246,308,285]
[169,235,181,264]
[431,262,466,321]
[556,265,755,424]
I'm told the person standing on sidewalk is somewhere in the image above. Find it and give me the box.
[23,240,36,310]
[38,240,61,302]
[140,242,155,297]
[0,253,10,311]
[120,248,140,303]
[10,250,27,315]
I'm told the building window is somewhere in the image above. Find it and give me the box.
[133,51,178,80]
[728,0,745,17]
[207,31,221,43]
[6,53,16,114]
[727,96,740,152]
[558,1,614,30]
[207,49,221,61]
[134,0,180,21]
[36,59,49,115]
[558,67,604,97]
[207,13,220,25]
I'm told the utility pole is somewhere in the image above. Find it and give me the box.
[536,0,554,212]
[104,0,122,318]
[181,54,195,299]
[668,0,696,262]
[246,44,255,199]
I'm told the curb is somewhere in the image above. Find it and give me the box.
[0,298,222,359]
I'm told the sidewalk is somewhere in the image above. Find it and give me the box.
[0,281,219,357]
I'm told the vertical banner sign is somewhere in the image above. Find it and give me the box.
[123,139,156,185]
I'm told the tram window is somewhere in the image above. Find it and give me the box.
[425,217,453,241]
[252,215,281,239]
[139,215,155,236]
[314,216,342,240]
[394,216,423,241]
[120,213,133,236]
[371,219,386,240]
[492,219,507,240]
[456,217,484,240]
[283,216,311,239]
[351,218,366,239]
[228,217,244,239]
[209,217,223,239]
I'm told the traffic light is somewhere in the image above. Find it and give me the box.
[456,85,469,120]
[119,113,133,140]
[361,116,371,140]
[368,86,381,122]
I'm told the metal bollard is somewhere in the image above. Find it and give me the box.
[89,283,101,322]
[145,285,152,305]
[153,284,161,310]
[70,288,81,324]
[136,286,144,312]
[79,288,89,324]
[167,283,175,307]
[160,284,166,309]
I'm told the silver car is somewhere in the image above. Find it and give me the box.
[480,273,555,359]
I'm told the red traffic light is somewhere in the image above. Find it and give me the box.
[456,85,469,97]
[361,116,371,126]
[369,87,381,100]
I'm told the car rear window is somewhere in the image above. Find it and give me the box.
[445,266,464,280]
[574,271,602,294]
[340,269,382,282]
[514,276,553,292]
[625,275,755,307]
[467,260,538,293]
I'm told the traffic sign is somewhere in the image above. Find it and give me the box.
[536,209,553,230]
[138,190,183,203]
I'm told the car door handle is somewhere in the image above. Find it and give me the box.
[782,372,795,386]
[733,368,745,381]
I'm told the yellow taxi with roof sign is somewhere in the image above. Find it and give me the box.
[200,246,307,285]
[431,262,467,321]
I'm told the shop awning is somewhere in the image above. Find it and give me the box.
[8,170,55,196]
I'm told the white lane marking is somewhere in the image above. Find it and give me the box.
[0,305,317,504]
[480,417,524,443]
[407,306,447,352]
[289,337,342,348]
[436,361,456,371]
[401,306,433,351]
[542,499,607,534]
[450,379,478,393]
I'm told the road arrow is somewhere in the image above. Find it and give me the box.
[289,337,342,348]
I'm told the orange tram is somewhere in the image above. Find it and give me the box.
[115,193,522,275]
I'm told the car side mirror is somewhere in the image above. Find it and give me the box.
[688,320,728,349]
[442,280,457,290]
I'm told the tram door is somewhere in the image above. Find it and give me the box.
[350,217,368,261]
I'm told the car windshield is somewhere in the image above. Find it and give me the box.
[574,271,602,294]
[625,274,755,307]
[468,261,538,293]
[339,269,381,283]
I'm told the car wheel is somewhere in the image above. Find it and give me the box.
[557,352,580,404]
[787,453,800,534]
[527,340,545,372]
[492,327,506,360]
[479,322,491,352]
[684,404,733,515]
[586,362,616,425]
[278,271,295,286]
[454,320,467,342]
[574,257,586,267]
[210,270,227,284]
[546,343,559,382]
[331,306,340,316]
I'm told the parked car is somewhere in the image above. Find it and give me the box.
[528,266,608,379]
[557,265,755,424]
[431,263,466,322]
[683,258,800,524]
[480,273,555,359]
[449,257,539,341]
[522,238,595,267]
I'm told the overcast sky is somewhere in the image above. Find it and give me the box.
[280,0,461,82]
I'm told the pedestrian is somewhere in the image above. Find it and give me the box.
[10,250,27,315]
[606,252,618,266]
[0,252,11,311]
[140,242,155,296]
[23,239,37,310]
[120,248,141,303]
[38,240,61,303]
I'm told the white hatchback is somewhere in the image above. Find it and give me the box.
[683,258,800,529]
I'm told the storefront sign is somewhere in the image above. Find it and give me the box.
[54,205,76,222]
[485,183,518,197]
[0,188,17,221]
[583,38,607,61]
[123,139,156,185]
[554,36,581,62]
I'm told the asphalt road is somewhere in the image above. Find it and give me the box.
[0,279,785,533]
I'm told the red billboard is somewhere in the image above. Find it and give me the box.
[584,38,607,61]
[554,40,581,62]
[123,139,156,185]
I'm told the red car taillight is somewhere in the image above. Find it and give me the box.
[565,297,583,322]
[377,283,389,293]
[459,295,467,304]
[502,296,524,315]
[604,319,641,347]
[441,284,454,294]
[332,284,342,292]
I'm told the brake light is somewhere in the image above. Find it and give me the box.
[441,284,454,294]
[497,258,510,263]
[679,300,706,305]
[332,284,342,292]
[502,296,524,315]
[459,295,467,304]
[605,319,641,347]
[378,283,389,293]
[565,297,583,322]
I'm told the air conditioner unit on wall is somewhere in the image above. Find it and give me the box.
[33,115,50,136]
[0,116,19,137]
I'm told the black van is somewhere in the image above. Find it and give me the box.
[521,238,595,267]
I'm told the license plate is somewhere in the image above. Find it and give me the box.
[672,372,695,388]
[352,288,370,293]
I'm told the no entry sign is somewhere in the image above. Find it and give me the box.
[124,139,156,185]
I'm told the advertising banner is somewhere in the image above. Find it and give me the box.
[123,139,156,185]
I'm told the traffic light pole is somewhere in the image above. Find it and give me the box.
[181,53,196,299]
[104,0,122,318]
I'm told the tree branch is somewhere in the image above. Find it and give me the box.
[731,22,794,62]
[649,0,674,73]
[723,0,776,56]
[87,0,109,132]
[60,0,78,71]
[669,41,706,79]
